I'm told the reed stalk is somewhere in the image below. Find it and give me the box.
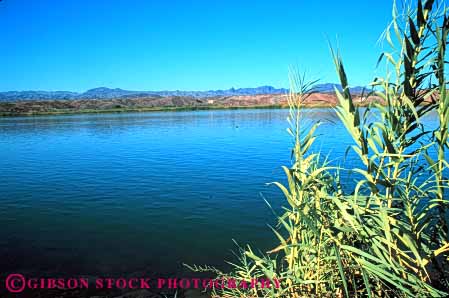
[192,1,449,296]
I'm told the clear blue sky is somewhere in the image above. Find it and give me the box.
[0,0,394,92]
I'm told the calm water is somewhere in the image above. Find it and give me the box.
[0,108,439,276]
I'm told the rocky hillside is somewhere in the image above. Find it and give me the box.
[0,84,367,101]
[0,93,377,116]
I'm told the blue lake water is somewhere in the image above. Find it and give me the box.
[0,108,440,276]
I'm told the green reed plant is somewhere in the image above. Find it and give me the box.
[190,1,449,297]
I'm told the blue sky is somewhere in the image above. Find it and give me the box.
[0,0,393,92]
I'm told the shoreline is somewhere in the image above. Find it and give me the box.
[0,102,374,117]
[0,92,377,117]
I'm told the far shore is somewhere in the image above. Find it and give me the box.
[0,103,379,117]
[0,93,377,117]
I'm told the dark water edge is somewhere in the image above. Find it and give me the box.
[0,104,287,117]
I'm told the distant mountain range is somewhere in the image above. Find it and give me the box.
[0,84,367,101]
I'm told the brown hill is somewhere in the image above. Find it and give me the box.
[0,93,378,116]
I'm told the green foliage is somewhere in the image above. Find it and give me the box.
[191,1,449,297]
